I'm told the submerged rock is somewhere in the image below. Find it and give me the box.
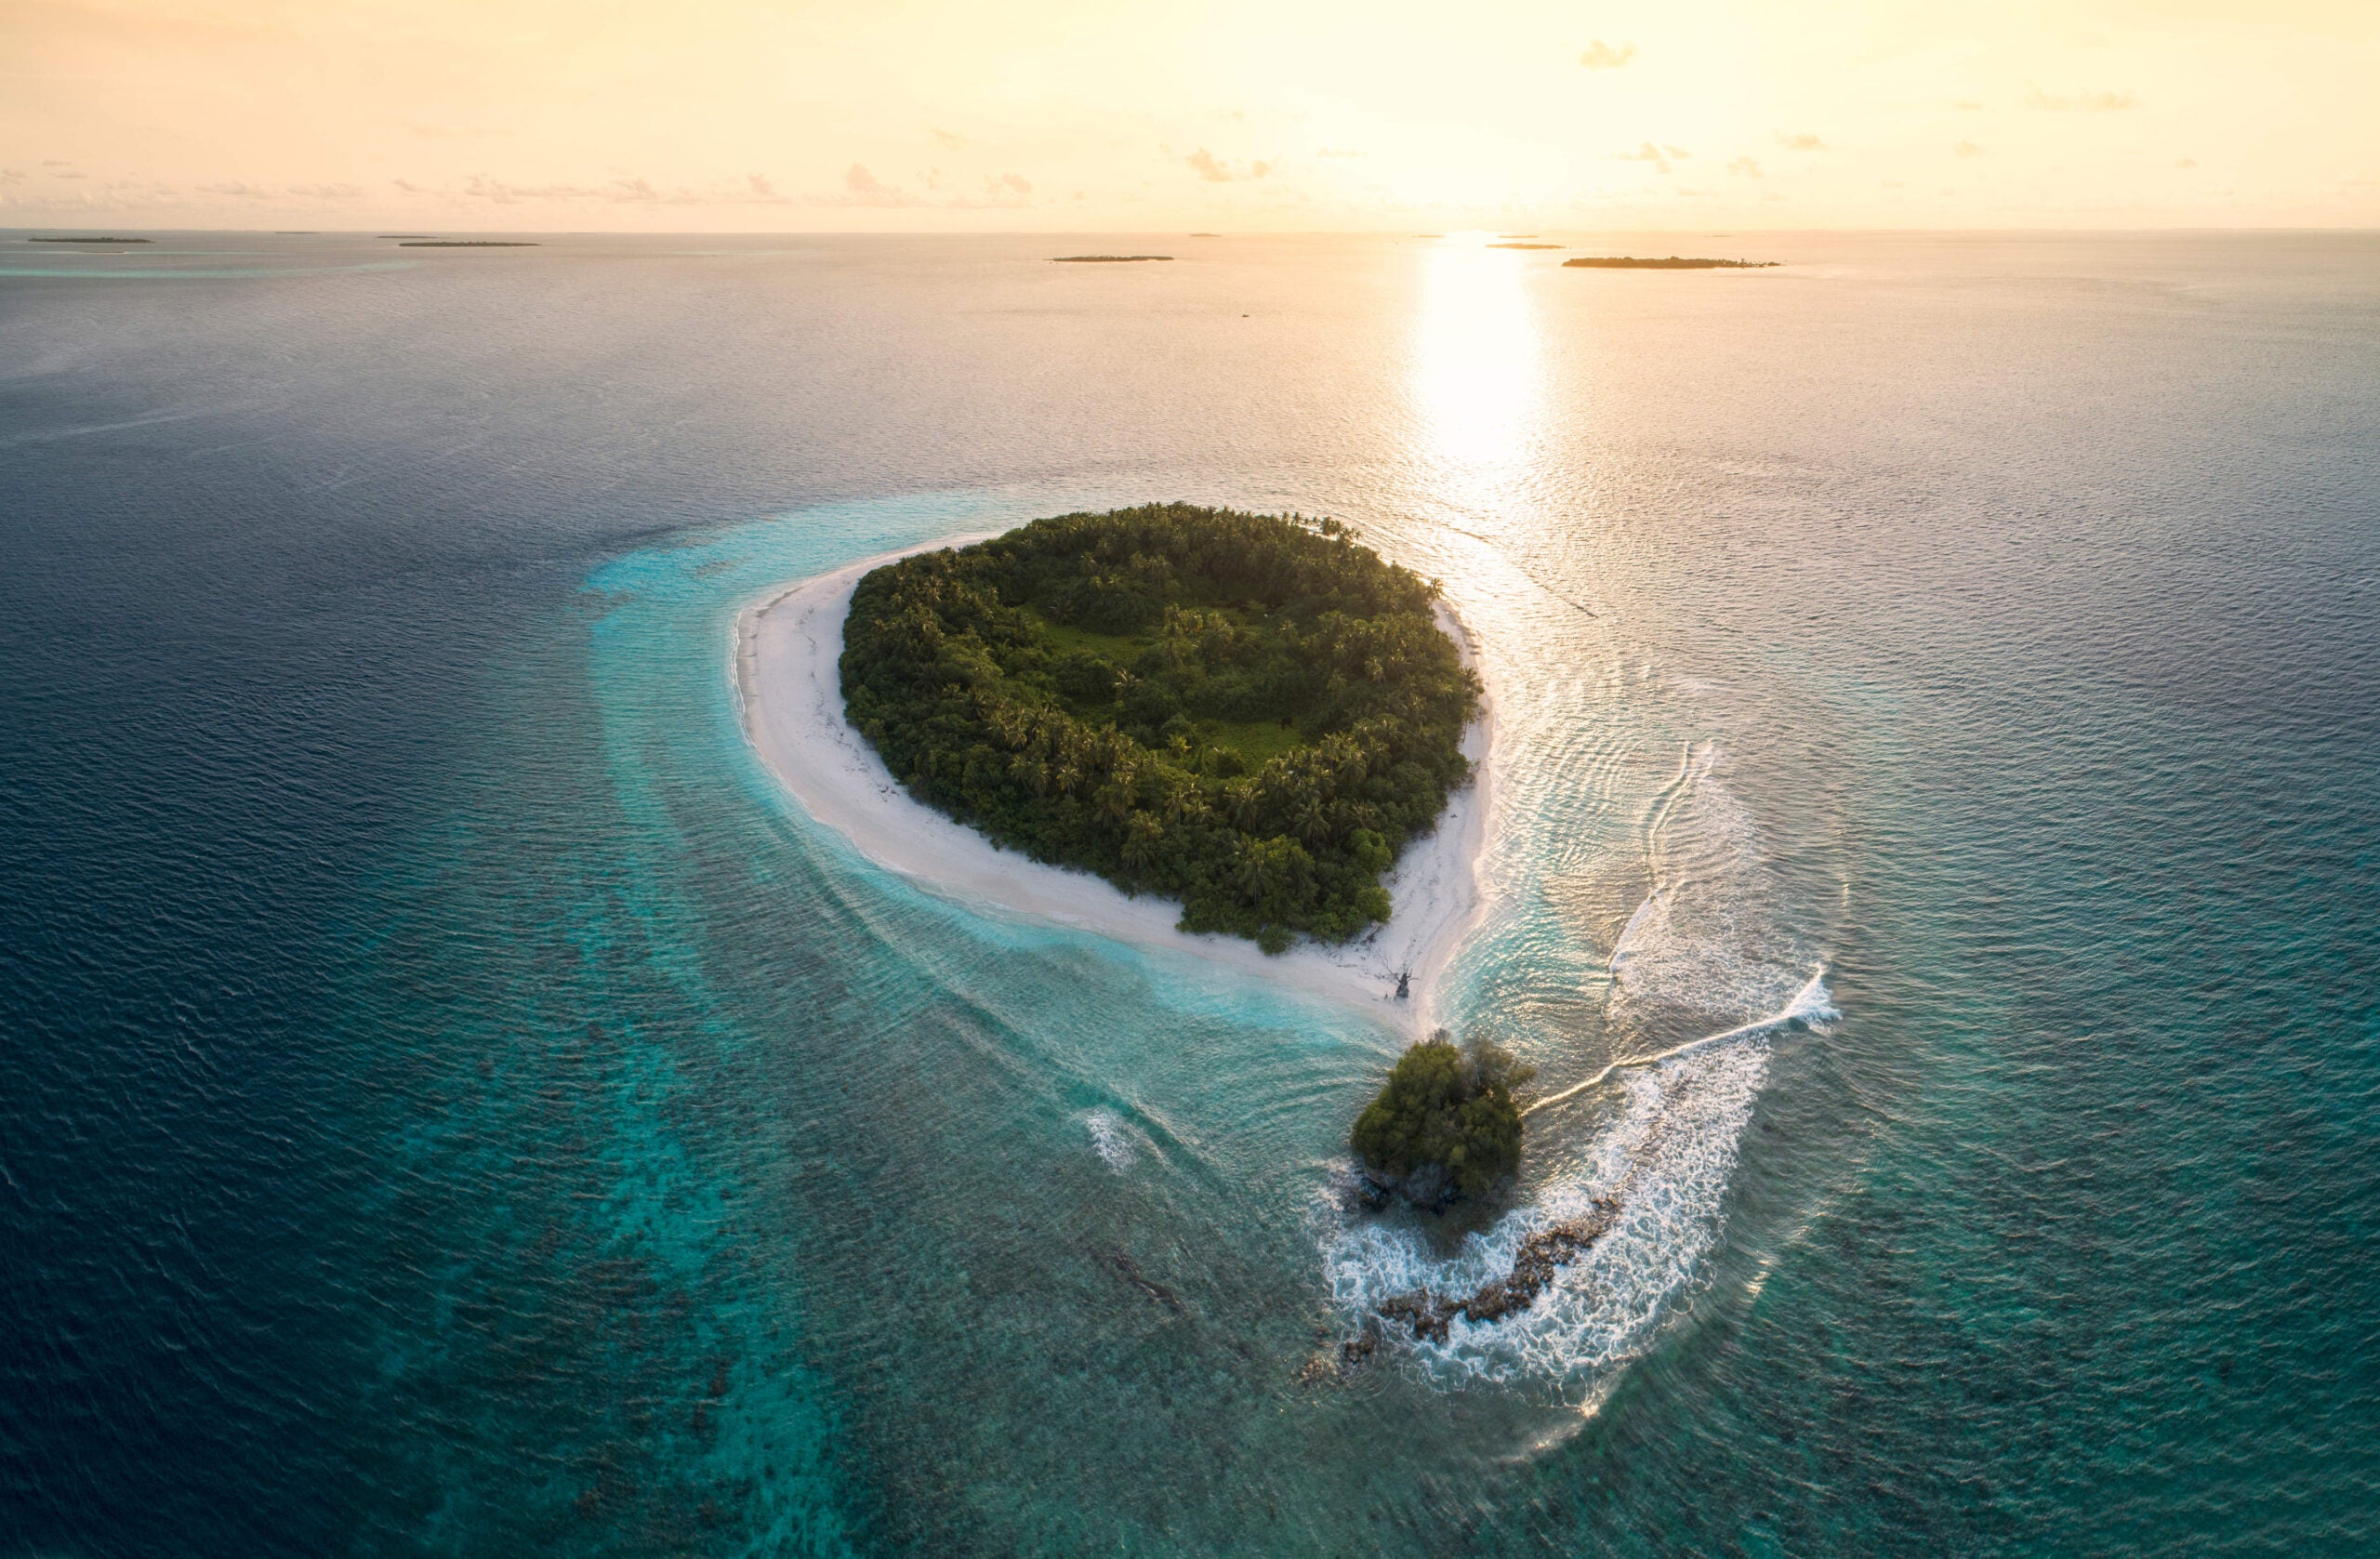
[1374,1199,1621,1342]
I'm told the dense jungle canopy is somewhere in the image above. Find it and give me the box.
[838,504,1480,951]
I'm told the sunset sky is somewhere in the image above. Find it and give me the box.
[4,0,2374,231]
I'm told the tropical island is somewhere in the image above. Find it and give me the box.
[1052,254,1173,262]
[29,236,151,244]
[1564,255,1780,269]
[837,505,1480,952]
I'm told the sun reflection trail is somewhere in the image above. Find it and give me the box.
[1408,232,1542,525]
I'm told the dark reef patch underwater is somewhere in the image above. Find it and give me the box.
[3,231,2377,1556]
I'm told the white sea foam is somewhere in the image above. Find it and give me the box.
[1320,734,1834,1391]
[1084,1108,1136,1171]
[1320,1037,1775,1388]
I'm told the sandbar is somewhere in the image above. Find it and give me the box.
[734,540,1494,1030]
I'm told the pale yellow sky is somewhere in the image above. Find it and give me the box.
[3,0,2374,230]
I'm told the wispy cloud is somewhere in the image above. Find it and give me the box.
[1953,99,1985,111]
[1774,131,1823,152]
[1184,149,1271,182]
[930,127,967,150]
[1578,39,1636,72]
[840,164,930,205]
[1615,141,1691,175]
[465,174,602,202]
[1954,139,1986,158]
[2027,86,2138,112]
[1727,156,1762,178]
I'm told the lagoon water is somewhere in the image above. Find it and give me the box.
[3,231,2375,1555]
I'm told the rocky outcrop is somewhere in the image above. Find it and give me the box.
[1373,1199,1621,1343]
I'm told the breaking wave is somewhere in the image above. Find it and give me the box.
[1321,1037,1775,1387]
[1319,741,1833,1389]
[1084,1108,1136,1171]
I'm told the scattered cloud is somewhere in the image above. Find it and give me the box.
[0,169,22,185]
[56,171,87,180]
[1954,139,1986,158]
[2175,157,2197,170]
[1727,156,1763,178]
[1184,148,1271,182]
[1316,147,1364,159]
[2027,86,2138,112]
[284,182,364,199]
[840,164,930,205]
[1774,131,1823,152]
[1615,141,1691,175]
[42,159,70,167]
[748,173,779,198]
[1954,99,1985,111]
[995,171,1031,196]
[930,127,967,149]
[1579,39,1637,72]
[465,175,602,201]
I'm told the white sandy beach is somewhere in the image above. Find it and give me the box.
[734,541,1494,1030]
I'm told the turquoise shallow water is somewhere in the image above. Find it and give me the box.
[3,231,2376,1554]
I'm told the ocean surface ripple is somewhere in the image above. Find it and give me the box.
[3,231,2376,1557]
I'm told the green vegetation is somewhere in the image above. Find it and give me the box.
[840,504,1480,951]
[1563,255,1779,270]
[1351,1033,1536,1208]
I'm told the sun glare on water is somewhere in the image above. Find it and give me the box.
[1408,232,1543,523]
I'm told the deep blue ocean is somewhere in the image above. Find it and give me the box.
[2,231,2374,1556]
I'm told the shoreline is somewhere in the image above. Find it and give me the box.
[733,540,1495,1031]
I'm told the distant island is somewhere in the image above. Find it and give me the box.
[1488,243,1563,250]
[29,236,150,244]
[1052,254,1173,263]
[840,505,1479,952]
[1564,255,1780,270]
[398,241,540,247]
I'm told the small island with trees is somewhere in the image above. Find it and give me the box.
[1564,255,1780,269]
[1351,1031,1533,1210]
[839,504,1480,952]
